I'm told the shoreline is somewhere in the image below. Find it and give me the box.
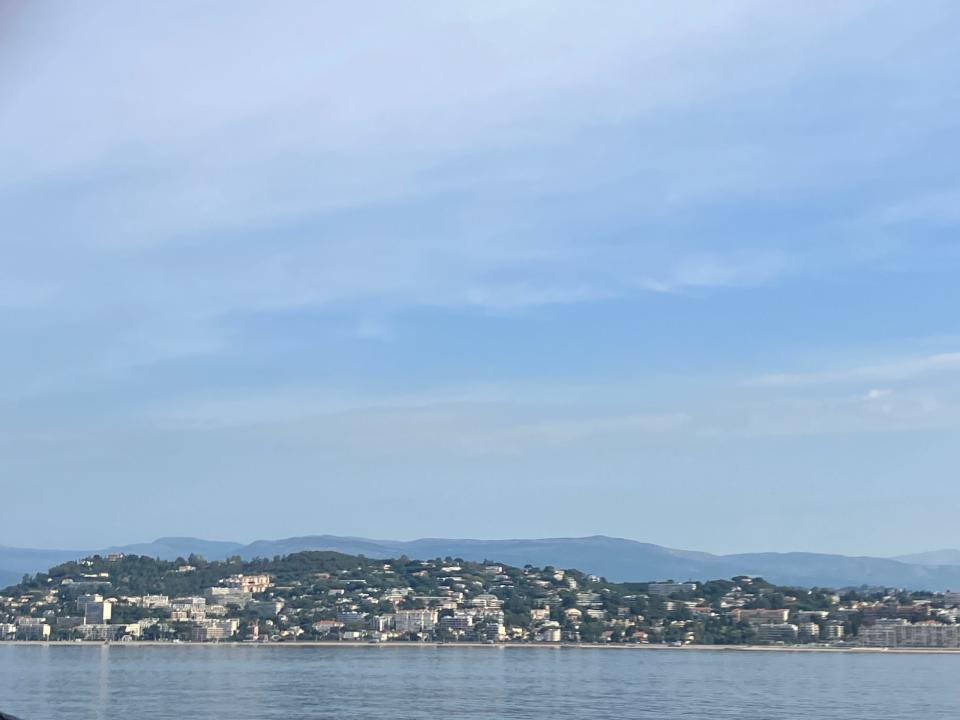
[4,641,960,655]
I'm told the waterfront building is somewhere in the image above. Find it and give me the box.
[15,618,50,641]
[538,626,562,642]
[394,609,438,634]
[77,624,139,641]
[485,621,506,642]
[797,622,820,638]
[193,619,240,642]
[83,600,112,625]
[823,621,845,640]
[439,613,473,632]
[753,623,799,643]
[859,619,960,648]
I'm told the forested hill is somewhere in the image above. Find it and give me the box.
[2,550,880,646]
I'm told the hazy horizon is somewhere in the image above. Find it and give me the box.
[5,531,959,563]
[3,2,960,556]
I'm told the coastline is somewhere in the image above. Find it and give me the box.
[4,641,960,655]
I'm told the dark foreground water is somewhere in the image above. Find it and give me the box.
[2,645,960,719]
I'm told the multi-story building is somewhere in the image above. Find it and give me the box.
[752,623,799,643]
[77,624,140,642]
[823,621,845,640]
[249,600,283,617]
[943,592,960,608]
[538,626,562,642]
[312,620,343,636]
[84,600,112,625]
[439,613,473,632]
[138,595,170,609]
[484,621,506,642]
[193,619,240,642]
[731,608,790,624]
[336,611,365,625]
[411,595,456,607]
[394,609,438,634]
[861,605,931,623]
[169,597,206,621]
[225,574,272,594]
[530,608,550,622]
[469,594,502,610]
[171,596,206,611]
[648,582,697,597]
[76,594,103,611]
[576,593,603,608]
[859,620,960,648]
[15,618,50,640]
[205,587,252,608]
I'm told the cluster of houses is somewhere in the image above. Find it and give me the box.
[5,554,960,648]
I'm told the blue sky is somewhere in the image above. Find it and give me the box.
[2,1,960,554]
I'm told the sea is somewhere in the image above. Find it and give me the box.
[2,645,959,719]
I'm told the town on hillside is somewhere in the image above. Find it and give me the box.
[2,552,959,649]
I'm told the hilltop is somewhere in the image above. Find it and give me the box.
[5,535,960,591]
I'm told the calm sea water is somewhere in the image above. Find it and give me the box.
[2,645,959,719]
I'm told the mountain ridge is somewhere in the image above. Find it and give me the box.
[892,549,960,567]
[4,535,960,590]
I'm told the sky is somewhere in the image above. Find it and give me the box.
[2,1,960,555]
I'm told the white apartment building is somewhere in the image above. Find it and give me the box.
[859,620,960,648]
[15,618,50,640]
[753,623,799,643]
[439,613,473,632]
[538,626,562,642]
[394,609,438,634]
[193,618,240,642]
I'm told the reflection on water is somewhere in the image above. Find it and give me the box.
[2,645,959,720]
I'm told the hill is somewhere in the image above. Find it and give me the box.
[6,535,960,590]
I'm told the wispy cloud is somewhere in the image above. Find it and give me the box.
[878,187,960,226]
[636,252,789,294]
[3,1,960,547]
[749,352,960,388]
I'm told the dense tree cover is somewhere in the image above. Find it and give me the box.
[3,551,860,645]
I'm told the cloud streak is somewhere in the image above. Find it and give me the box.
[750,352,960,388]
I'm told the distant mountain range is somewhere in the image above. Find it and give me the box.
[4,535,960,591]
[892,549,960,567]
